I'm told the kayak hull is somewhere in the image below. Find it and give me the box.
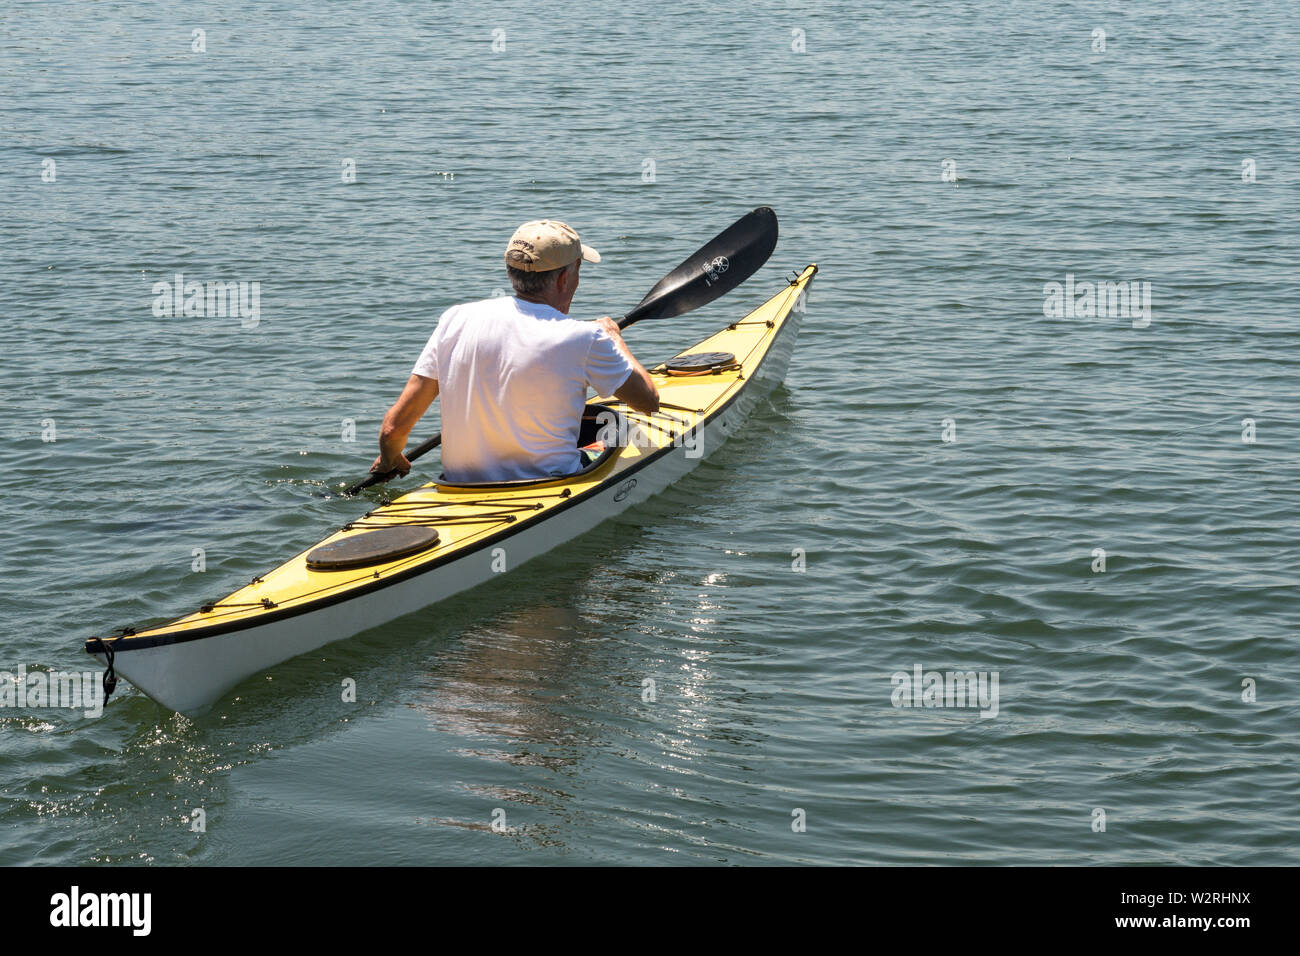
[88,265,817,715]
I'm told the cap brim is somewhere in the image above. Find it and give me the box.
[580,243,600,264]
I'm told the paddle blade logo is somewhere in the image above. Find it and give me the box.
[613,478,637,502]
[702,256,729,286]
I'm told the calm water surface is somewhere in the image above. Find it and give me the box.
[0,0,1297,864]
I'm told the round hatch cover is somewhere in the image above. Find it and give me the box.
[664,351,738,376]
[307,526,441,571]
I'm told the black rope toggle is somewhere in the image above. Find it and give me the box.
[101,642,118,703]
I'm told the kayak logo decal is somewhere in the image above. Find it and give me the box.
[702,256,729,285]
[613,478,637,502]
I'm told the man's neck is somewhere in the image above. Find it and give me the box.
[515,293,567,314]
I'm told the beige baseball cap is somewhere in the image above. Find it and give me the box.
[505,219,601,272]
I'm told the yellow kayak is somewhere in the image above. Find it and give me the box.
[86,264,818,714]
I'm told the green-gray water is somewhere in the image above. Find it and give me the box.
[1,0,1297,865]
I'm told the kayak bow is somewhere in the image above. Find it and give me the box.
[86,265,818,715]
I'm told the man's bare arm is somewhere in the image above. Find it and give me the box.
[371,374,439,475]
[595,317,659,415]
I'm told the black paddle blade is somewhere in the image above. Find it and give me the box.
[619,206,778,329]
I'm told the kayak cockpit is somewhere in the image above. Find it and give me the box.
[433,403,625,491]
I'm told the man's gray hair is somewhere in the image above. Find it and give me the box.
[507,262,571,297]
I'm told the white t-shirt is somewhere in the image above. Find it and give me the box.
[411,296,635,483]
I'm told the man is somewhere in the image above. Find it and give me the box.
[370,219,660,484]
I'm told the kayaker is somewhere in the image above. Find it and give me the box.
[370,220,660,484]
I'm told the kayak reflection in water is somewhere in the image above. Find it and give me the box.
[370,220,661,485]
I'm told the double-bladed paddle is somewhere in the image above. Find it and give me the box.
[344,206,778,496]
